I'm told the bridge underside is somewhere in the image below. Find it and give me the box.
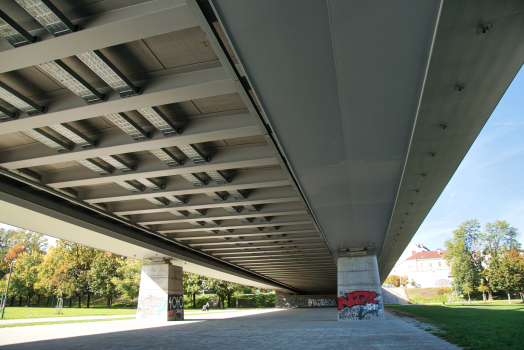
[0,0,522,293]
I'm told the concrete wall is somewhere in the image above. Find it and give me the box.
[275,292,337,308]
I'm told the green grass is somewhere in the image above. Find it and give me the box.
[0,307,135,320]
[0,317,133,329]
[0,308,251,328]
[387,302,524,349]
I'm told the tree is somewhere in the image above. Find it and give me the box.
[490,250,524,304]
[225,282,243,308]
[9,251,43,306]
[483,220,521,300]
[478,280,489,302]
[204,277,226,309]
[204,278,243,309]
[112,258,144,303]
[445,219,521,301]
[89,252,121,308]
[36,240,96,307]
[445,219,489,299]
[0,228,47,256]
[0,246,25,307]
[384,275,401,287]
[183,272,205,309]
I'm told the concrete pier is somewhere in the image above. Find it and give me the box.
[337,248,385,321]
[136,260,184,321]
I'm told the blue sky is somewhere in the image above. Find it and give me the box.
[1,69,523,253]
[412,66,524,250]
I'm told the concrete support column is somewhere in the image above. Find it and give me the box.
[136,260,184,321]
[337,248,385,321]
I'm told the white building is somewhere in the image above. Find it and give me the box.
[389,242,453,288]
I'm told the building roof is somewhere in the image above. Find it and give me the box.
[406,250,447,260]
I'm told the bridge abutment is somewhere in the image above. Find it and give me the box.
[136,260,184,321]
[337,248,385,321]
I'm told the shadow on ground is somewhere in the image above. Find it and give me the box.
[0,308,461,350]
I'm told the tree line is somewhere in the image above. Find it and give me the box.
[0,229,143,308]
[1,228,254,309]
[445,219,523,303]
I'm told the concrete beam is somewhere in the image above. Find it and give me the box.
[256,270,337,276]
[1,114,259,169]
[173,229,317,241]
[160,219,313,234]
[201,242,326,252]
[142,209,307,226]
[240,263,335,268]
[238,258,334,265]
[0,67,234,136]
[43,146,278,188]
[212,247,329,256]
[188,236,321,247]
[0,0,198,73]
[223,252,329,259]
[261,272,337,277]
[252,266,335,271]
[235,259,334,265]
[113,187,301,216]
[84,169,289,204]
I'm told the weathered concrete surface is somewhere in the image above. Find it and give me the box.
[0,308,460,349]
[275,291,337,308]
[382,287,410,305]
[136,261,184,321]
[338,251,385,321]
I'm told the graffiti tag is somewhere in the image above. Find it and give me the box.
[137,295,167,319]
[337,291,383,321]
[308,298,336,307]
[167,294,184,320]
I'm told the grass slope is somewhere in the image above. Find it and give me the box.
[387,302,524,350]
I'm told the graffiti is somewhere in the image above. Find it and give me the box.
[337,291,383,321]
[167,294,184,320]
[137,295,167,320]
[308,298,336,307]
[297,298,304,307]
[275,296,296,308]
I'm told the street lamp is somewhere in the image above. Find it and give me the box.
[1,259,15,319]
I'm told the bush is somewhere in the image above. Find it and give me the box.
[182,293,275,309]
[237,293,274,308]
[437,287,451,295]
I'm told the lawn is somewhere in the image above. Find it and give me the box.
[0,307,251,328]
[0,307,135,320]
[0,318,133,329]
[387,302,524,350]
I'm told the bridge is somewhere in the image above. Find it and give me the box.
[0,0,522,321]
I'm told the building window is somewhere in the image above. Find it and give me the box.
[438,262,442,267]
[430,263,432,268]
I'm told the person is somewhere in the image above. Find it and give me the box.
[202,303,207,312]
[205,302,210,311]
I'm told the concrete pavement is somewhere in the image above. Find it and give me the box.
[0,308,461,349]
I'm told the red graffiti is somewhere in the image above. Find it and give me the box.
[337,291,379,310]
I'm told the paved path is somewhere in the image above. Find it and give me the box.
[0,308,461,349]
